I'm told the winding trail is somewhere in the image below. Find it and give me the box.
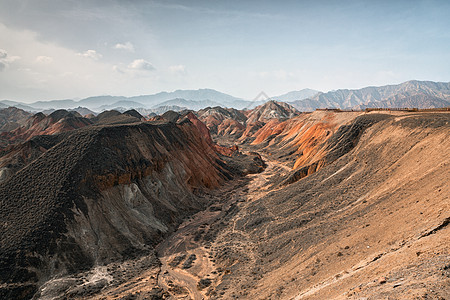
[158,256,204,300]
[154,153,291,299]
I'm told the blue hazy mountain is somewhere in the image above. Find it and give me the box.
[288,80,450,111]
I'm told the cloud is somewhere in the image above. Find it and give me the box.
[257,71,269,78]
[0,23,165,101]
[114,42,135,52]
[0,49,20,71]
[112,59,156,77]
[128,59,155,71]
[168,64,186,75]
[0,49,7,71]
[77,49,102,60]
[112,65,125,74]
[36,55,53,63]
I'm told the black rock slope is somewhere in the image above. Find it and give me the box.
[0,120,232,299]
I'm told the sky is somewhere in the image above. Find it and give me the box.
[0,0,449,102]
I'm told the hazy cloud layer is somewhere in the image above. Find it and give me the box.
[0,48,20,72]
[35,56,53,63]
[0,49,7,71]
[0,49,6,59]
[169,64,186,75]
[114,42,134,52]
[77,50,102,60]
[128,59,155,71]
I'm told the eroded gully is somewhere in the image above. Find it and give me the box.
[154,155,291,299]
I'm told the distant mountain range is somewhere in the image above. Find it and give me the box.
[0,89,254,113]
[153,98,221,110]
[272,89,320,102]
[0,100,37,111]
[288,80,450,111]
[1,81,449,113]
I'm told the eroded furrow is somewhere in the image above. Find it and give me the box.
[153,154,291,299]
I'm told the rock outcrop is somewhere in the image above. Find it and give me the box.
[245,100,299,124]
[0,107,31,133]
[196,102,299,142]
[196,106,247,137]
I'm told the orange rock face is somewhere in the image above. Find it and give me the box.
[251,119,287,144]
[238,121,265,142]
[217,119,245,136]
[250,111,363,171]
[185,112,238,156]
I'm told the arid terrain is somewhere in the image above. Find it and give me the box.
[2,0,450,297]
[0,103,449,299]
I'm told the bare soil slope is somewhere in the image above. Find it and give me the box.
[99,112,448,300]
[204,112,449,299]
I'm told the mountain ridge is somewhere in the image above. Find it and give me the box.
[290,80,450,111]
[273,88,320,101]
[1,80,449,114]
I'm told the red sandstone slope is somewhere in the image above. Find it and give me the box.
[0,111,237,185]
[248,111,364,171]
[185,112,238,156]
[235,101,300,143]
[0,110,92,146]
[196,102,299,142]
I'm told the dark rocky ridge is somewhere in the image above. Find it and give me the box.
[0,119,237,299]
[0,133,67,183]
[0,109,147,183]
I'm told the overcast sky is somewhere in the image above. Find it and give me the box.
[0,0,449,102]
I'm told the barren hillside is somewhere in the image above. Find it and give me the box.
[0,115,264,299]
[0,110,448,299]
[205,112,450,299]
